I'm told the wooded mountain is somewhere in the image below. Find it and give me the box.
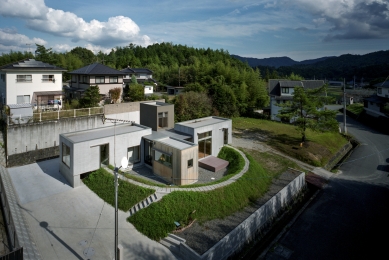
[232,50,389,82]
[231,55,333,68]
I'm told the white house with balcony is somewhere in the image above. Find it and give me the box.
[0,59,66,109]
[268,79,325,122]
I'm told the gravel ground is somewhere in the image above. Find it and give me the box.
[174,170,300,255]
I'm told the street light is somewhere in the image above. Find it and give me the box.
[114,157,128,260]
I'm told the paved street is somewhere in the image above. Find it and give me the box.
[265,115,389,259]
[7,158,176,260]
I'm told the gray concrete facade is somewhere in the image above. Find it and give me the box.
[59,123,152,187]
[174,117,232,157]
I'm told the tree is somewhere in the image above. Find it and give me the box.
[131,75,138,84]
[174,92,212,122]
[35,44,55,64]
[109,87,122,103]
[278,85,338,142]
[128,84,144,101]
[79,85,101,108]
[70,47,95,65]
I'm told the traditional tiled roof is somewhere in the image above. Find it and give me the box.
[0,59,66,71]
[269,79,325,96]
[375,81,389,88]
[69,63,125,75]
[121,67,153,74]
[364,94,388,104]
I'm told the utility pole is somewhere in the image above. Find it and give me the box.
[343,78,347,134]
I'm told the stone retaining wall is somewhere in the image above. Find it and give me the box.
[174,170,306,260]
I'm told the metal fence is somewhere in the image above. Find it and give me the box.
[2,107,104,125]
[0,248,23,260]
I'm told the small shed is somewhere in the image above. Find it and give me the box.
[8,104,33,124]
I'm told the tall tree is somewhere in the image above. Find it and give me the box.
[278,85,338,142]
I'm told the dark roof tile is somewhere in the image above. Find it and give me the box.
[69,63,125,75]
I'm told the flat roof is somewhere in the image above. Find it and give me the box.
[143,132,195,150]
[141,101,172,107]
[62,123,150,143]
[175,116,230,129]
[158,129,192,140]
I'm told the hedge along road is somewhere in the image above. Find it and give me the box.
[264,114,389,259]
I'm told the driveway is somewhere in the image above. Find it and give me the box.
[263,114,389,259]
[8,158,176,260]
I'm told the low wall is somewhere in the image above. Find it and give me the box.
[176,170,306,260]
[324,142,353,171]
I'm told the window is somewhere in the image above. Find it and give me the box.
[96,76,105,84]
[128,146,140,165]
[109,76,118,83]
[62,143,71,168]
[16,95,30,104]
[42,75,54,82]
[82,76,88,83]
[16,75,32,82]
[188,159,193,168]
[281,87,289,94]
[158,112,168,128]
[0,74,4,82]
[154,150,172,168]
[198,131,212,139]
[378,88,382,94]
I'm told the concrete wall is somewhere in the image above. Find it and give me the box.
[175,171,306,260]
[6,115,105,166]
[140,102,174,131]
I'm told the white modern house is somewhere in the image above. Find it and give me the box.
[268,79,325,122]
[59,102,232,187]
[0,59,66,108]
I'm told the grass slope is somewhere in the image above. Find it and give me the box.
[128,151,272,241]
[232,117,348,166]
[83,168,155,211]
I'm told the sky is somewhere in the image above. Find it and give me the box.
[0,0,389,61]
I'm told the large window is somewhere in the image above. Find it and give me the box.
[198,131,212,158]
[62,143,71,168]
[109,76,118,83]
[96,76,105,84]
[16,75,32,82]
[281,87,289,94]
[158,112,168,128]
[378,88,382,94]
[42,75,54,82]
[128,145,140,165]
[154,150,172,168]
[16,95,30,104]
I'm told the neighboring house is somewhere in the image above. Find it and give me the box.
[68,63,126,97]
[0,59,66,109]
[59,101,232,187]
[166,86,185,95]
[363,81,389,118]
[121,67,154,83]
[268,79,325,121]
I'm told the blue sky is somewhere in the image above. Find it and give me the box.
[1,0,388,61]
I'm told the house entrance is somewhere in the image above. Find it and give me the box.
[100,144,109,167]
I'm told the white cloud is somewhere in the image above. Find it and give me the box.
[0,0,151,47]
[0,28,47,49]
[84,44,112,55]
[0,0,48,19]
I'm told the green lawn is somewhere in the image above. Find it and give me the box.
[127,151,273,240]
[82,168,155,211]
[347,103,364,115]
[232,117,348,166]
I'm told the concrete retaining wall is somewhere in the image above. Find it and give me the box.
[324,142,353,170]
[6,115,105,167]
[175,171,306,260]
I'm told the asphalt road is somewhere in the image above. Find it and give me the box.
[264,114,389,259]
